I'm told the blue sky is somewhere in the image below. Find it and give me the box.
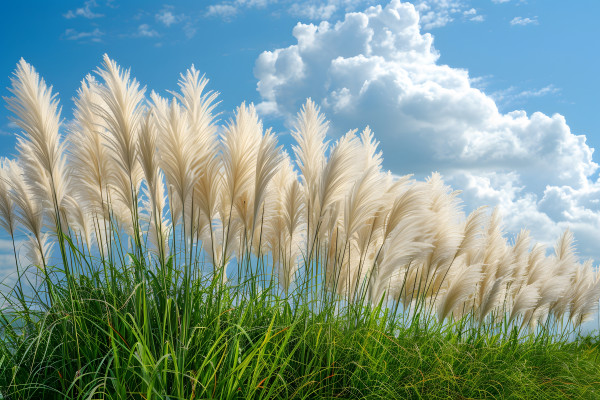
[1,0,599,265]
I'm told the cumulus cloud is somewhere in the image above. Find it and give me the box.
[510,16,538,26]
[254,0,600,261]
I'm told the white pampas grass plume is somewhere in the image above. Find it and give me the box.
[291,99,329,251]
[0,159,19,236]
[151,93,197,235]
[141,171,170,257]
[5,59,63,179]
[318,131,361,230]
[173,66,219,141]
[171,66,221,235]
[509,229,531,290]
[292,99,328,202]
[95,54,145,177]
[570,264,600,326]
[437,263,482,321]
[477,277,508,322]
[456,206,487,261]
[252,129,282,233]
[69,75,113,220]
[6,59,71,228]
[553,229,577,277]
[509,284,541,324]
[371,218,434,303]
[24,232,53,269]
[526,243,548,285]
[221,103,262,226]
[343,165,384,242]
[359,127,383,171]
[95,54,145,218]
[7,161,44,242]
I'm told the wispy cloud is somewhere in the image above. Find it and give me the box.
[63,28,104,42]
[463,8,484,22]
[183,22,197,39]
[136,24,160,38]
[510,16,538,26]
[492,84,560,105]
[64,0,104,19]
[205,4,239,18]
[154,5,196,38]
[0,122,18,136]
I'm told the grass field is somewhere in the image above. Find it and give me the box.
[1,261,599,399]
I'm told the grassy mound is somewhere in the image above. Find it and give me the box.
[1,263,599,399]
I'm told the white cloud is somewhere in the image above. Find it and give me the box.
[206,4,239,18]
[492,0,510,3]
[183,22,197,38]
[63,28,104,42]
[463,7,483,22]
[510,16,538,26]
[206,0,376,22]
[64,0,103,19]
[0,239,29,287]
[254,0,600,262]
[154,6,196,38]
[156,6,183,27]
[415,0,465,29]
[136,24,160,38]
[289,2,338,20]
[491,84,560,107]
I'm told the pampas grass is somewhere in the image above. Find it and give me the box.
[1,55,599,399]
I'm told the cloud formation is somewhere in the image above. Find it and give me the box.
[254,0,600,261]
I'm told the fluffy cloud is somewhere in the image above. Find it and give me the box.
[156,7,182,27]
[254,0,600,261]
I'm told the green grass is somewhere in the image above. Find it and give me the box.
[1,249,599,399]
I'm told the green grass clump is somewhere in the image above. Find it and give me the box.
[1,254,599,399]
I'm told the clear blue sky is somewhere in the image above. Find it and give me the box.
[1,0,599,262]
